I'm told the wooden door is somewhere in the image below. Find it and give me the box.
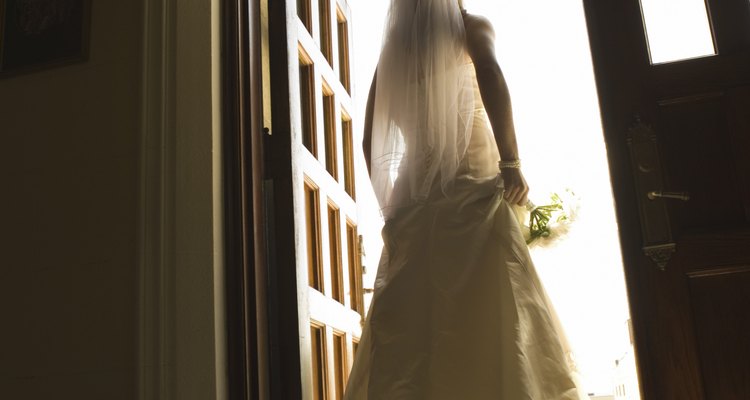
[583,1,750,399]
[266,0,364,398]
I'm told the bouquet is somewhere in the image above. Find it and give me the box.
[513,189,579,247]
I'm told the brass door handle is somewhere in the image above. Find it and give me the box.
[647,191,690,201]
[627,116,678,271]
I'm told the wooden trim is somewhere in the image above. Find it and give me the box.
[221,0,269,398]
[138,0,176,398]
[299,45,314,65]
[249,0,271,395]
[687,264,750,278]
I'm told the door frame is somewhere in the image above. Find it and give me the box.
[264,0,307,398]
[139,0,230,398]
[221,0,270,399]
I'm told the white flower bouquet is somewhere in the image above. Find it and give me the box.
[514,189,579,248]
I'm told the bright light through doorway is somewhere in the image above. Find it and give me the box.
[351,1,638,397]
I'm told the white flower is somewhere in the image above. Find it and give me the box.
[518,189,580,248]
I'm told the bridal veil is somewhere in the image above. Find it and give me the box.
[370,0,476,219]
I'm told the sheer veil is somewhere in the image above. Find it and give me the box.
[371,0,475,219]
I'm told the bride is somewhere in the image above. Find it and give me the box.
[344,0,587,398]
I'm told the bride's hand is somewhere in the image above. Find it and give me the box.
[501,168,529,206]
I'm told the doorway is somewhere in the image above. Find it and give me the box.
[352,1,639,398]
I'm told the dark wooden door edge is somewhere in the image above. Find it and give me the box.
[266,0,305,398]
[222,0,269,398]
[581,1,655,398]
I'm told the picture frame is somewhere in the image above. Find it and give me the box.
[0,0,91,78]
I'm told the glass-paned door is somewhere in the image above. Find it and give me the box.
[266,0,364,398]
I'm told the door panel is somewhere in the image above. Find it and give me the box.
[688,269,750,399]
[705,0,750,52]
[657,92,746,231]
[584,0,750,399]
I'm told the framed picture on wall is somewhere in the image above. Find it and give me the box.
[0,0,91,77]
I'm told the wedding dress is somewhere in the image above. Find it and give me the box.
[344,1,588,398]
[343,64,587,400]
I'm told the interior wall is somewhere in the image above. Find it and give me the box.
[0,2,144,399]
[0,1,229,398]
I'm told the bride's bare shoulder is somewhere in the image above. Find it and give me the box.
[462,13,497,61]
[462,13,495,38]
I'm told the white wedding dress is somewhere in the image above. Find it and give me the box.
[344,65,588,400]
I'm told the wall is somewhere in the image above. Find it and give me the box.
[0,1,229,398]
[0,2,144,399]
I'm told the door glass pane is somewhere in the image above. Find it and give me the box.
[328,202,344,304]
[341,116,355,200]
[640,0,716,63]
[310,325,328,400]
[299,56,317,156]
[336,8,351,93]
[322,86,338,180]
[298,0,312,33]
[332,332,347,399]
[346,222,363,316]
[305,181,324,291]
[319,0,333,64]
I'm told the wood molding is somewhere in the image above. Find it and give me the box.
[138,0,176,399]
[221,0,270,398]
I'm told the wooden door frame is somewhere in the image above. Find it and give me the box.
[221,0,270,398]
[223,0,315,398]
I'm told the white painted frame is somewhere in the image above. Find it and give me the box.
[138,0,227,399]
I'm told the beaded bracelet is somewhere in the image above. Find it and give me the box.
[498,159,521,169]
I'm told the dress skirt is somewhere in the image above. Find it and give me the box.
[343,176,588,400]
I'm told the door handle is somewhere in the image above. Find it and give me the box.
[647,191,690,201]
[627,116,676,271]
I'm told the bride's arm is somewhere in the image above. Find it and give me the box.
[363,71,377,176]
[464,15,529,205]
